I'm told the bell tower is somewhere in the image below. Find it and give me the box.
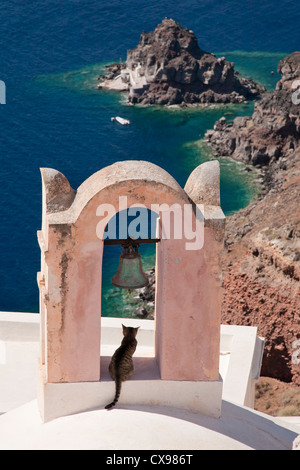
[37,160,225,422]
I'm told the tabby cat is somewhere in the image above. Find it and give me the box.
[105,324,139,410]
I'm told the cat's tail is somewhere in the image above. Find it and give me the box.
[105,376,122,410]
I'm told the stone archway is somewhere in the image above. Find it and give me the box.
[37,160,225,421]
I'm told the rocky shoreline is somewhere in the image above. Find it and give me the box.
[98,18,265,106]
[204,52,300,189]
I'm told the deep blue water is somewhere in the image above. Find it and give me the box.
[0,0,298,314]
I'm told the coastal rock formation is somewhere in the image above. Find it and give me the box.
[276,52,300,91]
[204,52,300,387]
[204,52,300,168]
[98,19,265,105]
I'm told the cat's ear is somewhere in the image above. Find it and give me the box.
[122,324,126,334]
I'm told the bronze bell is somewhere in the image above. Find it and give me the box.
[112,238,149,291]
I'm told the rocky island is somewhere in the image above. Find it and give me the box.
[98,18,265,106]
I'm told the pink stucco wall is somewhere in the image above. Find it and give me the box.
[38,161,224,384]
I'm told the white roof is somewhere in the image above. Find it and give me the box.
[0,312,299,450]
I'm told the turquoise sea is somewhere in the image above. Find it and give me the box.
[0,0,298,316]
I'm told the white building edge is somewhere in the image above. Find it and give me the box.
[0,311,299,450]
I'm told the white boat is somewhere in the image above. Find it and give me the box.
[111,116,131,125]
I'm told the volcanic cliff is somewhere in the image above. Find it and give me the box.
[205,51,300,387]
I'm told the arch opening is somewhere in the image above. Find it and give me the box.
[101,207,158,320]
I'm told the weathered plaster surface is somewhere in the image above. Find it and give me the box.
[38,160,225,392]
